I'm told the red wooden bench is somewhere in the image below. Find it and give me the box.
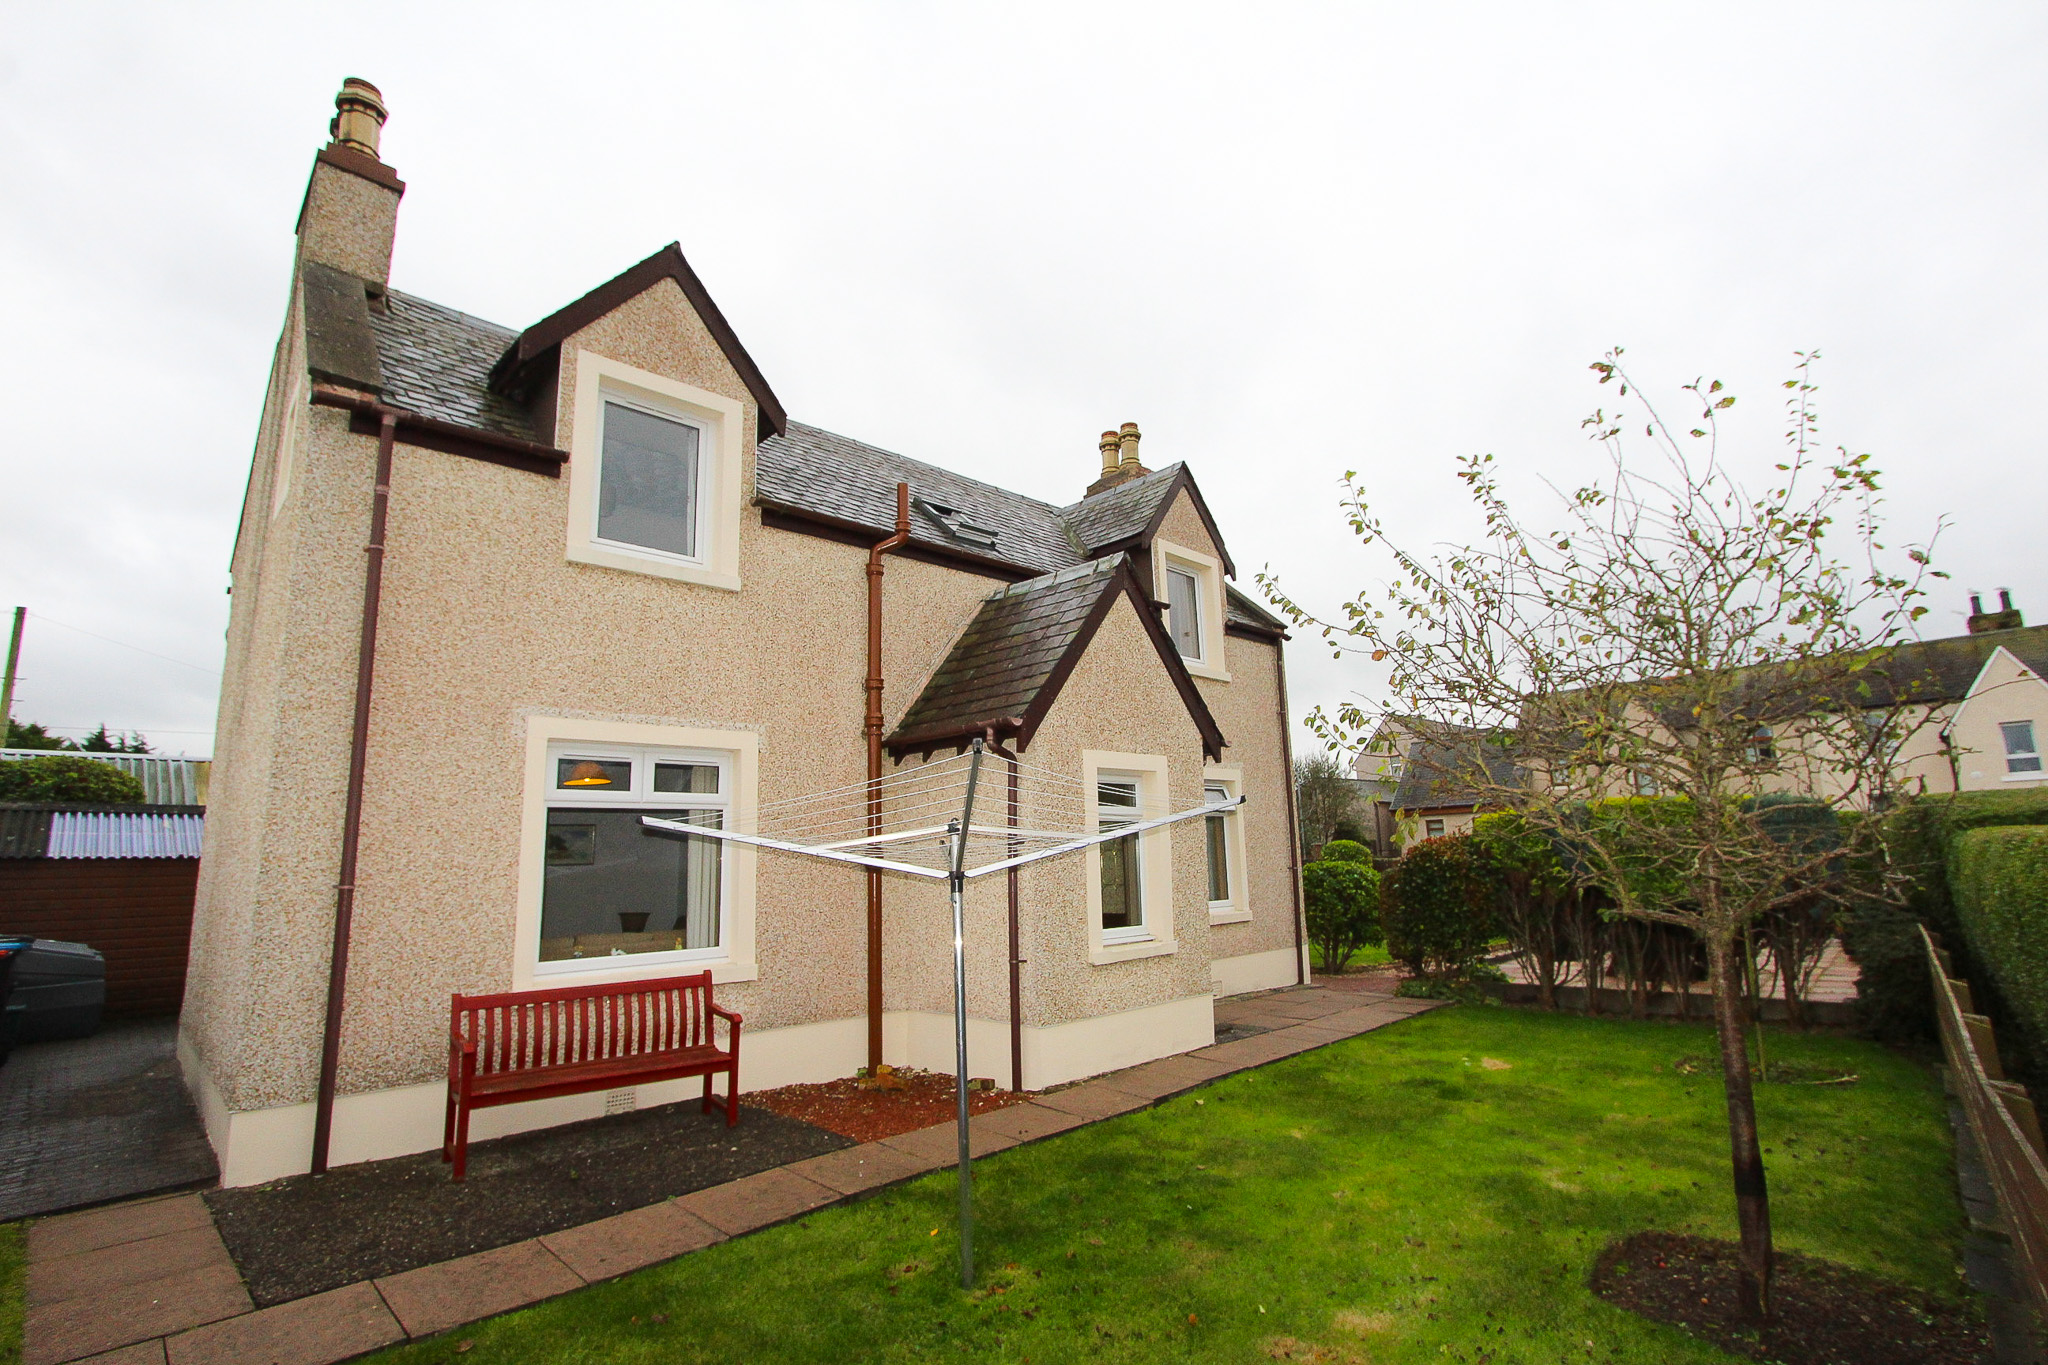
[444,971,741,1181]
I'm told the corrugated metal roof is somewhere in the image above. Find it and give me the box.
[43,810,205,860]
[0,751,210,805]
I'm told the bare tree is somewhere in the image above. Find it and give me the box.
[1261,350,1943,1318]
[1293,750,1357,862]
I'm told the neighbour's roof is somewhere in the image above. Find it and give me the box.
[1859,625,2048,706]
[887,556,1226,761]
[0,805,206,860]
[1390,729,1521,813]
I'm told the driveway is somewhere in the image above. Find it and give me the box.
[0,1017,216,1221]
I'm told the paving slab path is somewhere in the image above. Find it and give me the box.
[19,984,1439,1365]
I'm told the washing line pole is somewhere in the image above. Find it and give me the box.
[949,737,987,1290]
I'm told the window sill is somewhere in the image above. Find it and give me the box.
[1183,658,1232,683]
[533,957,758,987]
[1208,908,1252,925]
[1091,937,1178,966]
[567,542,741,591]
[2002,772,2047,782]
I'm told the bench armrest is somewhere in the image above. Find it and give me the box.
[708,1003,743,1026]
[449,1026,477,1056]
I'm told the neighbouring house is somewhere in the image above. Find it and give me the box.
[1387,724,1519,846]
[1378,593,2046,837]
[1348,717,1423,854]
[180,81,1304,1187]
[0,799,205,1017]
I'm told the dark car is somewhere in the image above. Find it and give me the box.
[0,937,105,1062]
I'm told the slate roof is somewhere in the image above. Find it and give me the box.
[1059,465,1185,552]
[305,263,1284,636]
[1856,625,2048,706]
[1391,728,1522,812]
[890,558,1123,746]
[755,423,1081,575]
[367,290,543,443]
[887,556,1228,759]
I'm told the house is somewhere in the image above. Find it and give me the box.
[180,81,1304,1187]
[1386,724,1518,845]
[1347,716,1423,854]
[1373,593,2046,832]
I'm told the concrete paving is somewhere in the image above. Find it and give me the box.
[0,1019,216,1223]
[21,983,1438,1365]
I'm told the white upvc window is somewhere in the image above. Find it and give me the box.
[592,397,708,563]
[2003,720,2043,776]
[1082,750,1176,963]
[1153,538,1229,682]
[1202,769,1251,924]
[537,740,732,974]
[565,350,745,591]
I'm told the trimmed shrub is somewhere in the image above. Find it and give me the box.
[1839,902,1934,1043]
[1951,825,2048,1072]
[0,755,147,804]
[1320,839,1374,866]
[1381,836,1495,979]
[1303,859,1382,974]
[1329,820,1370,847]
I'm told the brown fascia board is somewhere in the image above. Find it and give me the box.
[312,387,568,478]
[292,144,406,236]
[489,242,787,442]
[1225,620,1288,643]
[1139,467,1238,579]
[756,503,1036,583]
[887,558,1228,763]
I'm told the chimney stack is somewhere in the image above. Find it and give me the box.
[296,78,405,286]
[1967,589,2025,635]
[1083,421,1152,498]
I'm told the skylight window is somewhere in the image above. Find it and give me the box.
[913,498,999,550]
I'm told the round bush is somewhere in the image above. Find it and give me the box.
[1319,839,1375,865]
[1304,859,1382,974]
[0,755,148,804]
[1381,836,1495,979]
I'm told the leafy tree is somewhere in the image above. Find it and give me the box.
[1292,751,1357,861]
[77,724,151,754]
[1380,836,1495,978]
[4,719,74,751]
[1329,819,1371,847]
[1259,350,1940,1318]
[0,755,148,803]
[1470,810,1574,1009]
[1303,859,1382,974]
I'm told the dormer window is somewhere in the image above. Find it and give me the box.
[914,498,999,551]
[597,400,703,560]
[1167,567,1202,659]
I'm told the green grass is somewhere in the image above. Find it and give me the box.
[357,1008,1968,1363]
[0,1220,22,1365]
[1311,941,1392,972]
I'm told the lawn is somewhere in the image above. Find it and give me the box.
[356,1006,1967,1364]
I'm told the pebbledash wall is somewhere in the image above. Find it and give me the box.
[182,90,1302,1188]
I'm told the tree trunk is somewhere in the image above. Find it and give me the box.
[1706,932,1774,1319]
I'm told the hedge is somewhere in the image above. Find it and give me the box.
[1950,824,2048,1073]
[0,755,147,804]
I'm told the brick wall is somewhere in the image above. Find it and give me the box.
[0,859,199,1016]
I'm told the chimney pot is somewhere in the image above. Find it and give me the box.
[1118,421,1141,470]
[1971,593,1985,615]
[1099,431,1121,477]
[329,78,388,159]
[2001,588,2015,612]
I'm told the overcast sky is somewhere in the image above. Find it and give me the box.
[3,3,2042,760]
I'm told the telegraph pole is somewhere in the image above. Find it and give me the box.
[0,607,23,746]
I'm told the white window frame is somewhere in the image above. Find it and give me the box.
[566,350,744,591]
[515,716,758,987]
[2003,720,2044,778]
[1082,750,1177,964]
[1204,766,1251,924]
[1153,538,1229,682]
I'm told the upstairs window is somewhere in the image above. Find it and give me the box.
[2004,720,2042,775]
[1745,726,1777,765]
[596,400,705,561]
[1167,566,1202,660]
[1097,777,1146,943]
